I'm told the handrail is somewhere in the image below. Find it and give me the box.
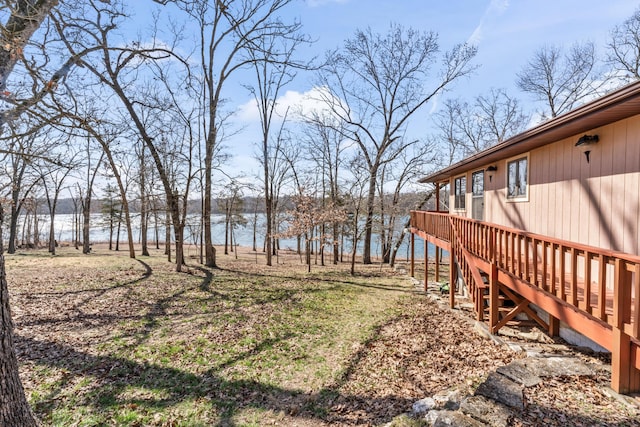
[410,210,640,344]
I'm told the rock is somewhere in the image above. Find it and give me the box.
[460,395,513,427]
[412,397,437,415]
[498,327,555,343]
[425,410,440,425]
[433,388,464,410]
[432,410,486,427]
[474,372,524,410]
[385,413,429,427]
[496,361,542,387]
[527,356,595,377]
[473,321,493,340]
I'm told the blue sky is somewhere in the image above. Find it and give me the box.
[285,0,637,95]
[133,0,640,181]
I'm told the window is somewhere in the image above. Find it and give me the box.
[454,175,466,209]
[507,156,528,200]
[471,171,484,196]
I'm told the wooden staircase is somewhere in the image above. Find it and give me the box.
[410,210,640,394]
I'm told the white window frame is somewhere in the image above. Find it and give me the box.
[453,174,466,210]
[505,153,529,202]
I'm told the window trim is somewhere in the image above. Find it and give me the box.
[453,174,467,210]
[505,153,530,202]
[471,169,484,197]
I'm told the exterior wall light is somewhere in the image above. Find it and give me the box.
[486,165,498,182]
[575,134,599,163]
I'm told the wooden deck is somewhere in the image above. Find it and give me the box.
[410,210,640,394]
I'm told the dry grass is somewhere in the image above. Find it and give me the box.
[6,244,638,426]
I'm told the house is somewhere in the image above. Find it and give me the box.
[409,81,640,394]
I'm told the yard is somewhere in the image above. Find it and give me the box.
[6,245,639,426]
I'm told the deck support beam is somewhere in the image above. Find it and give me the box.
[612,259,640,393]
[424,238,428,292]
[435,247,440,283]
[489,263,499,334]
[449,251,456,309]
[410,232,415,278]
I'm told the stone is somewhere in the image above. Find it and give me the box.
[460,395,513,427]
[432,410,486,427]
[496,361,542,387]
[474,372,524,410]
[425,410,440,425]
[412,397,437,415]
[385,413,429,427]
[528,356,595,377]
[433,388,464,410]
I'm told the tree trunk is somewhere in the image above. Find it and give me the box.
[165,207,171,262]
[48,211,57,255]
[362,172,377,264]
[82,195,91,254]
[154,206,160,250]
[204,145,216,268]
[139,200,148,256]
[265,196,273,266]
[115,216,121,251]
[74,208,79,250]
[33,210,39,248]
[140,206,149,256]
[108,215,113,251]
[7,202,19,254]
[333,221,339,264]
[224,200,229,255]
[0,256,39,426]
[305,234,311,273]
[140,146,149,257]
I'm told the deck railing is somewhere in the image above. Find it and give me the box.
[409,210,450,242]
[410,210,640,393]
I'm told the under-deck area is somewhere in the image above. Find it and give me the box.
[410,210,640,394]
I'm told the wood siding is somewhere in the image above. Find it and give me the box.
[451,115,640,255]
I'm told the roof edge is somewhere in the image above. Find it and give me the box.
[419,81,640,184]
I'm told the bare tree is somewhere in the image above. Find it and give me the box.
[37,145,77,254]
[302,110,347,264]
[0,1,66,425]
[435,88,528,162]
[53,0,198,270]
[278,191,346,273]
[476,88,529,143]
[177,0,302,268]
[3,126,50,253]
[317,24,476,264]
[607,7,640,82]
[378,141,436,265]
[80,133,104,254]
[516,43,603,118]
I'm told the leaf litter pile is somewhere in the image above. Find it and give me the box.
[6,246,640,426]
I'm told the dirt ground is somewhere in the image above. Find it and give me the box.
[6,244,640,426]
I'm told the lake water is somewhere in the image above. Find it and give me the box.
[13,213,439,259]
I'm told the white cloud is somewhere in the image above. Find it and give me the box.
[467,0,509,45]
[235,86,344,124]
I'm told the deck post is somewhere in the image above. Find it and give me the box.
[449,251,456,309]
[410,232,415,278]
[424,238,428,292]
[489,262,499,334]
[435,246,440,283]
[548,315,560,337]
[611,259,640,393]
[612,327,632,393]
